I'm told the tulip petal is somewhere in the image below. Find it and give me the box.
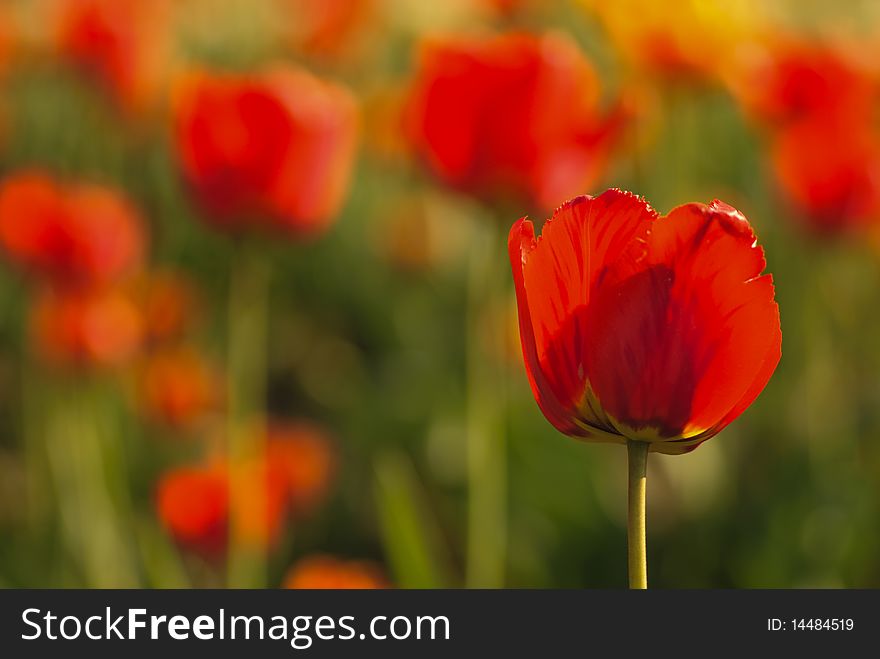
[510,189,656,437]
[584,200,780,450]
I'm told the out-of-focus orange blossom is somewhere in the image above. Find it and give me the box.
[265,423,335,515]
[138,345,222,430]
[280,0,376,62]
[30,284,143,369]
[156,422,334,555]
[283,555,389,589]
[135,270,201,346]
[582,0,761,82]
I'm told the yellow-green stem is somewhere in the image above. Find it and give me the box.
[627,439,649,589]
[226,243,270,589]
[47,380,136,587]
[465,221,506,588]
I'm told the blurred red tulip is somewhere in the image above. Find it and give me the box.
[138,345,221,429]
[283,555,389,589]
[30,285,143,369]
[730,39,876,129]
[771,117,880,234]
[405,32,627,212]
[0,172,145,287]
[156,464,228,557]
[509,189,781,454]
[173,65,358,237]
[54,0,172,113]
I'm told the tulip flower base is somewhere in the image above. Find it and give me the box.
[508,189,781,588]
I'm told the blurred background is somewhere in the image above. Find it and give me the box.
[0,0,879,589]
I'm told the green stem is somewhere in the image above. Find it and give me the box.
[627,439,649,589]
[46,380,137,587]
[465,221,507,588]
[226,242,270,589]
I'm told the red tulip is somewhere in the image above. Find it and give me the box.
[405,33,627,211]
[771,117,880,234]
[54,0,172,113]
[156,465,228,557]
[283,555,389,589]
[509,189,781,454]
[730,39,875,129]
[173,65,358,237]
[0,172,145,287]
[30,285,143,369]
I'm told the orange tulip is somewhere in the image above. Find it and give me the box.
[53,0,173,113]
[138,345,221,429]
[173,65,358,237]
[583,0,759,81]
[30,285,143,369]
[283,555,389,589]
[265,423,335,515]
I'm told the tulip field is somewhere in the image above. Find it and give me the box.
[1,0,880,589]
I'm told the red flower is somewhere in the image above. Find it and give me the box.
[770,117,880,234]
[0,172,145,287]
[405,33,626,211]
[173,65,358,237]
[283,555,389,589]
[509,189,781,454]
[730,39,875,129]
[30,285,143,369]
[54,0,172,113]
[156,465,228,557]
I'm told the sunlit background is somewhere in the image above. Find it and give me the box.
[1,0,879,588]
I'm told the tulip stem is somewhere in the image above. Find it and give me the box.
[226,242,270,589]
[465,221,506,588]
[627,439,649,589]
